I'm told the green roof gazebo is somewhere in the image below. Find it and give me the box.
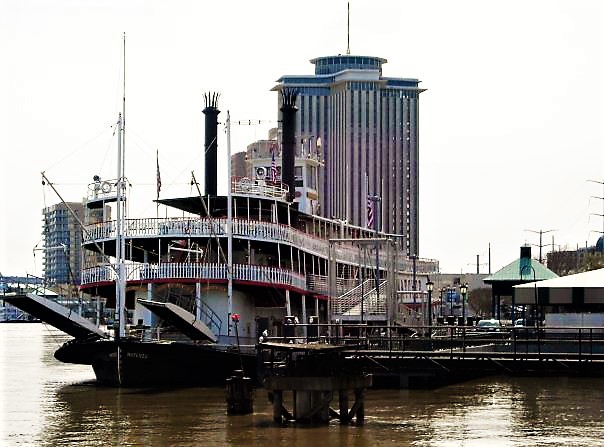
[483,246,558,321]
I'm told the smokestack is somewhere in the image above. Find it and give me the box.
[203,92,220,196]
[519,245,532,277]
[280,89,298,202]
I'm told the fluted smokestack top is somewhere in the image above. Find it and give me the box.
[203,91,220,197]
[203,92,220,111]
[280,89,298,110]
[280,89,298,203]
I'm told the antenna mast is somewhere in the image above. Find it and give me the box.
[122,32,126,180]
[346,2,351,54]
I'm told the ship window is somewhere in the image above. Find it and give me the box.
[295,166,303,187]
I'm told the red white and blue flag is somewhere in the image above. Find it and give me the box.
[366,197,374,229]
[156,149,162,199]
[270,150,278,182]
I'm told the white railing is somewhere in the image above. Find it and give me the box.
[81,262,307,291]
[332,279,387,316]
[82,216,438,275]
[231,177,288,199]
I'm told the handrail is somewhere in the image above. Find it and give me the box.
[81,262,308,292]
[82,216,439,274]
[274,323,604,359]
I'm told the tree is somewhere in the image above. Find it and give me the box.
[468,287,492,317]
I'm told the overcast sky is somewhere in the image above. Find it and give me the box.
[1,0,602,279]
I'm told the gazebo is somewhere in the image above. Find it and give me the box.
[483,246,558,320]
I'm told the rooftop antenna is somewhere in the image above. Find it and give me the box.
[346,2,351,54]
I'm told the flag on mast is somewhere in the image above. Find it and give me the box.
[270,149,278,182]
[156,149,161,199]
[366,197,374,229]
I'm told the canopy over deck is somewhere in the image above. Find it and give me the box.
[514,268,604,305]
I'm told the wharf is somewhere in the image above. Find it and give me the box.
[259,341,371,425]
[269,324,604,389]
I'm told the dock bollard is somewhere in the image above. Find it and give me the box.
[226,370,253,414]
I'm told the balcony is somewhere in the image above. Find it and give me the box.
[82,217,439,275]
[81,262,308,293]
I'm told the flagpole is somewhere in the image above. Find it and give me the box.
[156,149,161,219]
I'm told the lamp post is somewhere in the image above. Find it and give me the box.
[460,283,468,326]
[426,279,434,337]
[520,264,538,329]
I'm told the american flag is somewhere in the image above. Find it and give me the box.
[156,149,161,199]
[366,197,374,229]
[270,150,278,182]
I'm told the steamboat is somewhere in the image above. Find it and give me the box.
[6,89,438,386]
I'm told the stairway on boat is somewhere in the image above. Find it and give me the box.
[331,279,387,321]
[331,279,423,330]
[140,289,222,342]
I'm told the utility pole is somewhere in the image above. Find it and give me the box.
[587,179,604,236]
[524,229,556,264]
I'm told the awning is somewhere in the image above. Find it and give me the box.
[513,268,604,305]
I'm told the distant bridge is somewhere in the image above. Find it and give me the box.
[0,275,44,286]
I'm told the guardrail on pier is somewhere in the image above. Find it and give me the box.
[271,323,604,362]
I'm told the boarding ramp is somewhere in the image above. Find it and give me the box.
[2,293,107,340]
[138,299,217,343]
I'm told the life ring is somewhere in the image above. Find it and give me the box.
[101,182,112,193]
[239,177,252,191]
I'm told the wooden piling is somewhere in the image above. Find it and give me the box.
[226,370,253,414]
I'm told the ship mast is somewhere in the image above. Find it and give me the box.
[226,111,233,336]
[115,113,126,339]
[115,34,127,340]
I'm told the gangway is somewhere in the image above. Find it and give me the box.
[2,293,107,339]
[138,299,217,343]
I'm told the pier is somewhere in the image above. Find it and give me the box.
[259,342,371,425]
[267,322,604,389]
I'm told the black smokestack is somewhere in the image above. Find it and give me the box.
[203,92,220,197]
[280,89,298,202]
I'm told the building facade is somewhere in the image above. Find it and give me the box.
[42,202,108,288]
[42,202,85,286]
[273,54,424,256]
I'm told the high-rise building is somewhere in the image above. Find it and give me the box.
[273,54,424,256]
[42,202,85,286]
[42,201,108,288]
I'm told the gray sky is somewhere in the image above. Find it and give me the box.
[1,0,602,278]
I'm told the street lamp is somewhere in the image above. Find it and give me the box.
[460,283,468,326]
[426,279,434,336]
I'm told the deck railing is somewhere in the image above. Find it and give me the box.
[231,178,288,199]
[331,279,387,316]
[82,217,439,274]
[81,262,307,291]
[273,323,604,361]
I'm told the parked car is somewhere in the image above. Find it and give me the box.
[475,319,502,332]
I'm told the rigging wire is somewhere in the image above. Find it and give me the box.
[43,124,115,173]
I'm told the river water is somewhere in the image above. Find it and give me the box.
[1,324,603,446]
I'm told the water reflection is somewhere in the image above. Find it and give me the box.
[41,379,604,447]
[2,325,604,447]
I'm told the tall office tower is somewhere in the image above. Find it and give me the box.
[273,55,424,256]
[42,201,108,287]
[42,202,85,286]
